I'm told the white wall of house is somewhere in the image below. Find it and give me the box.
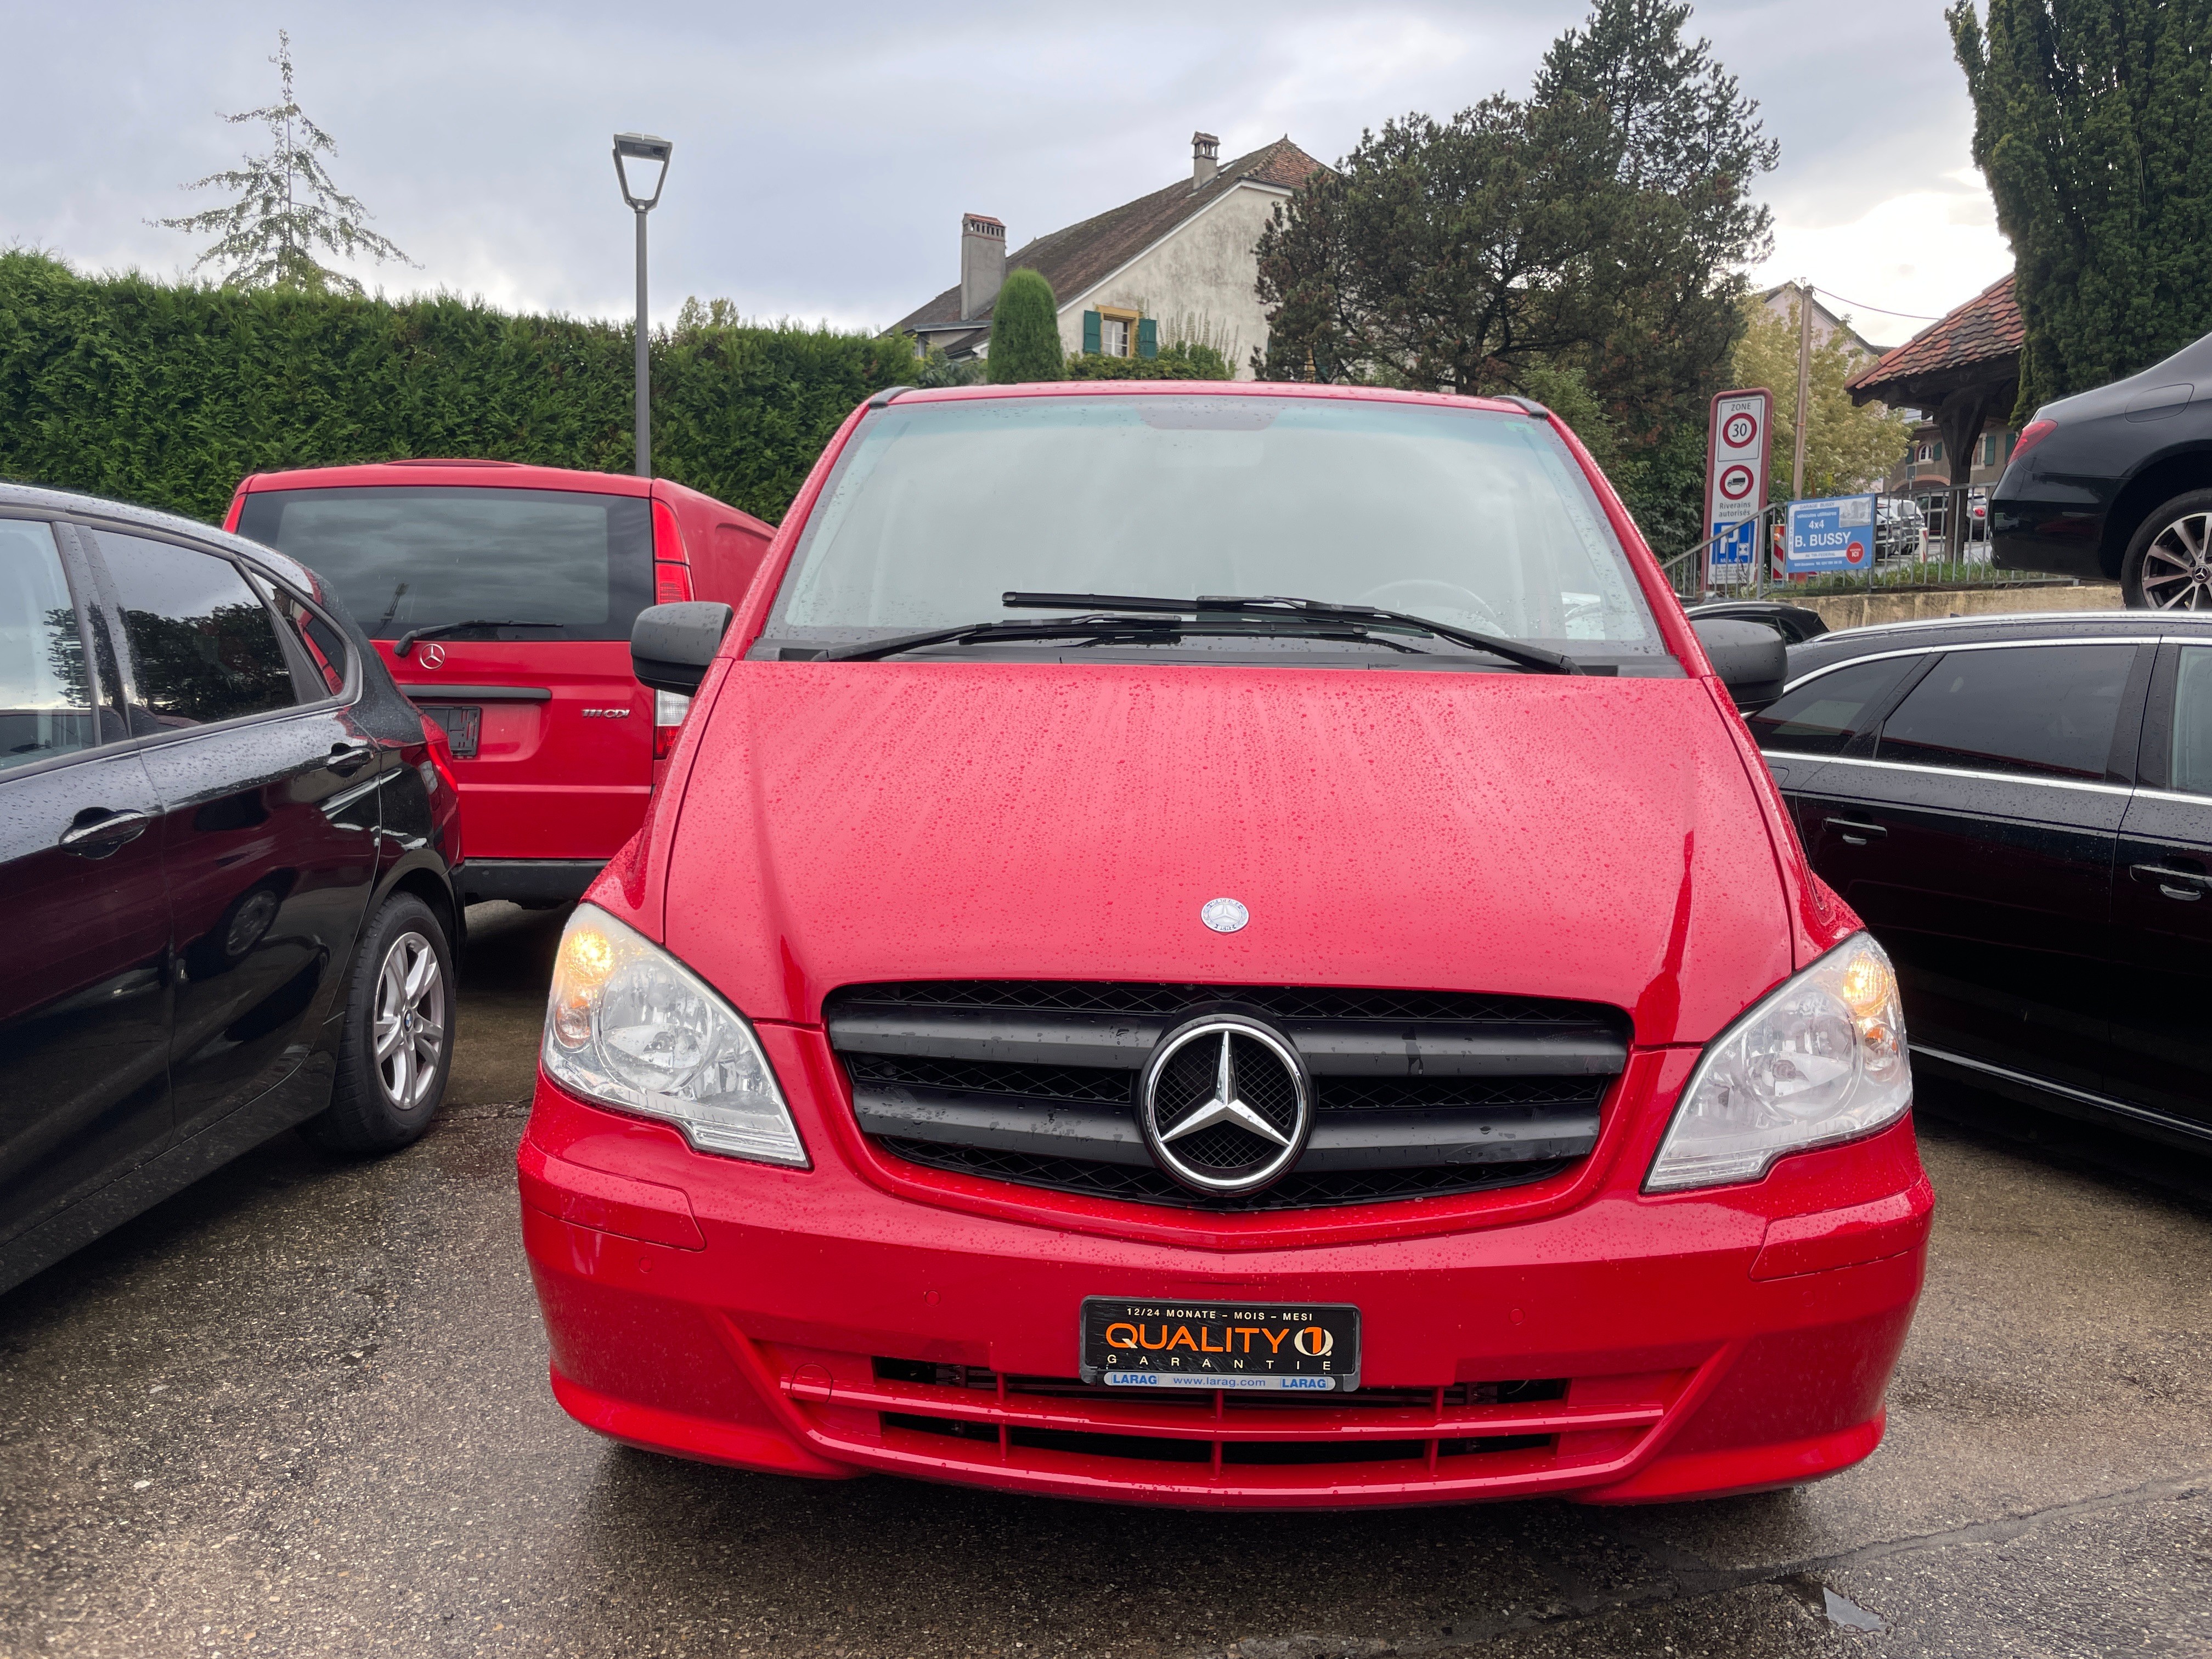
[1053,183,1289,380]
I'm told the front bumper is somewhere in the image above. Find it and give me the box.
[518,1029,1932,1509]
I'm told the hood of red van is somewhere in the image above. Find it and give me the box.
[660,662,1793,1046]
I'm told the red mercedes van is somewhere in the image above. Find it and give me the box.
[225,463,774,908]
[519,383,1934,1509]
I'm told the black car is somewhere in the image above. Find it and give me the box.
[1745,610,2212,1149]
[1,483,465,1295]
[1991,329,2212,608]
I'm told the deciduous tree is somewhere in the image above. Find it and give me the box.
[1252,0,1776,552]
[1732,297,1913,502]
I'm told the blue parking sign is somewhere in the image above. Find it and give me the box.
[1707,519,1758,583]
[1786,495,1878,574]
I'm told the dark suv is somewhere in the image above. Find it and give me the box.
[1,483,464,1295]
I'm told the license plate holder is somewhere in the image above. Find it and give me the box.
[417,703,481,760]
[1079,1297,1360,1392]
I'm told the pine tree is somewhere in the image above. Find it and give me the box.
[1948,0,2212,417]
[154,31,413,295]
[986,269,1064,383]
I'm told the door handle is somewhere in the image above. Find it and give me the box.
[2129,862,2209,901]
[1825,817,1888,847]
[326,742,377,776]
[59,808,156,857]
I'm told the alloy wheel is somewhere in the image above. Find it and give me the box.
[373,929,446,1111]
[2141,512,2212,609]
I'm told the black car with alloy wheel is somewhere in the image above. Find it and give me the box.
[1743,610,2212,1151]
[1990,328,2212,608]
[0,482,464,1296]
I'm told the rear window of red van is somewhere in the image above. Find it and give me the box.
[235,486,652,641]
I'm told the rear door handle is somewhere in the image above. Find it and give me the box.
[2130,863,2208,901]
[1825,817,1888,847]
[59,808,157,857]
[326,742,377,776]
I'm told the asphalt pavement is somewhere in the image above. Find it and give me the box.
[4,902,2210,1658]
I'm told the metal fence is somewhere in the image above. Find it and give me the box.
[1660,489,2062,605]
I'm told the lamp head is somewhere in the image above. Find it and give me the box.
[613,132,673,211]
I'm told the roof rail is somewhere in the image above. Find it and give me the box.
[1494,395,1550,417]
[868,385,915,409]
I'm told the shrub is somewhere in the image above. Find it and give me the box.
[0,250,921,524]
[1062,341,1232,380]
[985,269,1063,383]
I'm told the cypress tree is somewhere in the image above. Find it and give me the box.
[986,268,1064,383]
[1949,0,2212,417]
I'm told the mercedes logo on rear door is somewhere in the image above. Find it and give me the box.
[418,642,447,669]
[1138,1014,1312,1196]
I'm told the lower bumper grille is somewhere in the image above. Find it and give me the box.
[769,1346,1684,1498]
[830,979,1628,1211]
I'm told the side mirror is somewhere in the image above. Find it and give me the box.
[631,601,734,695]
[1690,617,1788,712]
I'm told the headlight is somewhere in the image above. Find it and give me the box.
[1646,934,1909,1192]
[541,905,808,1166]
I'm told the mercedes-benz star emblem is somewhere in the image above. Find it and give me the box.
[1138,1014,1312,1196]
[1200,897,1248,933]
[418,642,447,669]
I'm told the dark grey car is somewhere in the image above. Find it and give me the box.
[1746,610,2212,1150]
[1991,329,2212,608]
[0,483,465,1296]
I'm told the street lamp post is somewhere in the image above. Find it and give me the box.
[612,132,673,478]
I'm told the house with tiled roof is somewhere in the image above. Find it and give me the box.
[1849,274,2023,547]
[890,133,1327,379]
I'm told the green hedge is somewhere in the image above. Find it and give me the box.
[1061,342,1233,380]
[0,251,924,526]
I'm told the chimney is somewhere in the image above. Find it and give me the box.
[960,213,1006,321]
[1191,132,1220,190]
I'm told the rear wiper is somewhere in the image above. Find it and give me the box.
[392,619,561,658]
[1003,591,1583,675]
[815,613,1423,663]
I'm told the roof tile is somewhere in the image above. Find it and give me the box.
[1847,275,2022,395]
[890,137,1326,334]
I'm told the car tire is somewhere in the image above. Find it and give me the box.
[302,893,456,1154]
[2120,489,2212,610]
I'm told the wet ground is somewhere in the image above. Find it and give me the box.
[3,902,2210,1658]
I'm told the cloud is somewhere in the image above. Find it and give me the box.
[3,0,2009,338]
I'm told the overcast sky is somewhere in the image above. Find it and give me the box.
[4,0,2008,351]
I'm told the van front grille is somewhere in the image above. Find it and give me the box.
[828,979,1628,1211]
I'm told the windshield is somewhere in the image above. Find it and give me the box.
[760,395,1663,664]
[234,486,652,641]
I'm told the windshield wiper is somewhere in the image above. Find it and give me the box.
[392,619,562,658]
[814,613,1422,663]
[1002,592,1583,675]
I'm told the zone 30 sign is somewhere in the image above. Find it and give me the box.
[1705,388,1773,584]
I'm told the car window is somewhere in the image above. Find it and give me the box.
[92,531,303,730]
[233,486,653,643]
[1747,656,1918,755]
[765,396,1662,660]
[1876,643,2137,782]
[2174,646,2212,796]
[256,579,351,699]
[0,519,100,774]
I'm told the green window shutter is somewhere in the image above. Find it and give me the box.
[1137,318,1159,359]
[1082,311,1101,354]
